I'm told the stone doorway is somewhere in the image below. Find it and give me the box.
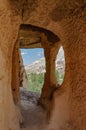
[11,24,60,129]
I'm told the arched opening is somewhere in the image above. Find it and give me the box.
[19,24,60,107]
[55,46,65,85]
[11,24,60,129]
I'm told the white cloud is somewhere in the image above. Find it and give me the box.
[21,52,27,55]
[37,51,43,57]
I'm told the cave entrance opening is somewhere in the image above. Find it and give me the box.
[11,24,61,129]
[20,48,45,104]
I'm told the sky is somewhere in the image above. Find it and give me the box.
[20,47,64,66]
[20,48,44,66]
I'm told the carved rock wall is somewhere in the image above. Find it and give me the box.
[12,41,20,104]
[0,1,21,130]
[47,2,86,130]
[0,0,86,130]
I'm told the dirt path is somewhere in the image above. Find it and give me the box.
[20,88,47,130]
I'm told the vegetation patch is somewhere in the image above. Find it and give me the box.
[27,71,64,93]
[27,73,44,93]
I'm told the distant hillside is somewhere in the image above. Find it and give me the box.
[25,47,65,74]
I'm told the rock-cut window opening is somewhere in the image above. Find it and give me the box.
[55,46,65,85]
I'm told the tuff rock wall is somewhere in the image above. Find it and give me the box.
[0,0,86,130]
[0,1,21,130]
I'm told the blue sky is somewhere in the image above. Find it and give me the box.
[20,47,64,66]
[20,48,44,66]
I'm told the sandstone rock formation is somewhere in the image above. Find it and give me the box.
[0,0,86,130]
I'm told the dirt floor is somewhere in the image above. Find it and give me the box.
[20,88,47,130]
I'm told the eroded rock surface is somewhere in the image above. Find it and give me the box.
[0,0,86,130]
